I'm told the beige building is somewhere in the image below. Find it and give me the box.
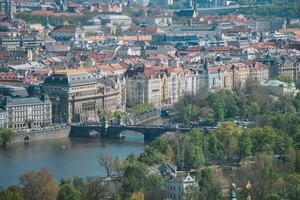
[42,70,122,124]
[277,59,300,83]
[0,95,52,130]
[126,74,161,108]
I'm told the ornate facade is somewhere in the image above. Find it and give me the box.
[42,70,122,124]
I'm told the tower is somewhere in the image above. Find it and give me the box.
[230,183,237,200]
[9,0,13,19]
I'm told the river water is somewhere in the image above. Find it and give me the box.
[0,131,144,188]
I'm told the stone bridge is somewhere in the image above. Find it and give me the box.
[70,124,191,142]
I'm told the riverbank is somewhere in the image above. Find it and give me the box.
[11,126,70,143]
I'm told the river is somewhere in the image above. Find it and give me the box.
[0,131,144,188]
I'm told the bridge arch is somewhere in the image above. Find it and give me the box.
[24,136,30,143]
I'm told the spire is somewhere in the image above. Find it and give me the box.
[230,183,237,200]
[259,32,263,43]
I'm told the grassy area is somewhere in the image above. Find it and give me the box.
[128,103,155,115]
[16,11,99,26]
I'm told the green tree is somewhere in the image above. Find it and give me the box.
[72,176,86,197]
[120,157,147,198]
[274,133,292,156]
[0,128,15,146]
[198,168,225,200]
[249,127,276,154]
[208,93,225,122]
[184,145,204,170]
[238,133,253,160]
[138,146,165,165]
[57,184,83,200]
[207,134,224,162]
[215,121,242,160]
[144,174,165,200]
[114,155,126,177]
[0,186,24,200]
[284,174,300,200]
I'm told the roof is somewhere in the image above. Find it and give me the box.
[52,25,76,33]
[0,85,28,97]
[4,97,48,106]
[174,9,195,17]
[100,14,131,20]
[261,80,288,87]
[43,72,97,86]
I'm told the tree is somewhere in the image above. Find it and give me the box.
[184,145,204,170]
[57,184,82,200]
[131,191,144,200]
[215,121,242,160]
[284,174,300,200]
[20,168,58,200]
[114,155,126,177]
[197,168,225,200]
[174,131,186,169]
[207,134,224,162]
[166,144,175,164]
[174,98,199,124]
[72,176,86,197]
[0,186,24,200]
[235,154,279,200]
[238,133,253,160]
[138,146,165,165]
[144,174,165,200]
[120,157,147,198]
[0,128,15,146]
[248,127,276,154]
[98,151,114,177]
[85,177,107,200]
[207,93,225,122]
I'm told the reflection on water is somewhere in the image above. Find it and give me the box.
[0,131,144,188]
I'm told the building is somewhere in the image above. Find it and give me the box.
[276,57,300,84]
[0,109,6,128]
[50,25,76,41]
[42,70,100,124]
[241,18,284,32]
[166,173,196,200]
[125,66,165,108]
[0,0,15,19]
[126,75,161,108]
[0,95,52,130]
[100,14,132,26]
[42,70,123,124]
[260,79,299,97]
[0,35,42,50]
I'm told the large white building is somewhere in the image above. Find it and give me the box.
[0,95,52,130]
[166,174,196,200]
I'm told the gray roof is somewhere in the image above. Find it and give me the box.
[43,72,97,87]
[5,97,49,106]
[0,85,28,98]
